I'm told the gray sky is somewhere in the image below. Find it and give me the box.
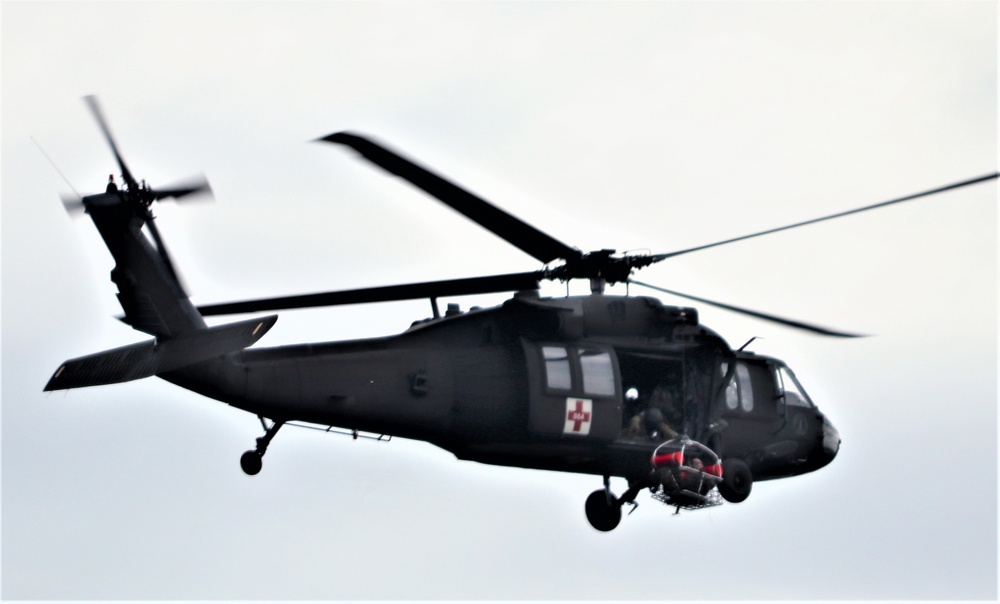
[2,1,996,600]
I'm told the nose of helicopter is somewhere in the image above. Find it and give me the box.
[816,416,840,468]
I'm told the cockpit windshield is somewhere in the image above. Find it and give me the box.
[776,365,814,408]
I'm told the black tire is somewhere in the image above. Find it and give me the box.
[719,458,752,503]
[585,489,622,532]
[240,450,263,476]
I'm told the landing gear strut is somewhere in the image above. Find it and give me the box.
[240,417,284,476]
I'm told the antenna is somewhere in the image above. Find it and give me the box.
[31,136,82,199]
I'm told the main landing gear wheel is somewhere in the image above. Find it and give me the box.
[585,489,622,532]
[719,458,753,503]
[240,417,284,476]
[240,450,263,475]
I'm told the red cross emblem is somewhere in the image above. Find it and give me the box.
[564,398,593,435]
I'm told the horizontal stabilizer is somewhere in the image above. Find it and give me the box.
[44,315,277,391]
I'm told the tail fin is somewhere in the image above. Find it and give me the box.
[69,96,213,338]
[45,315,277,391]
[46,97,263,393]
[46,200,277,392]
[88,196,206,337]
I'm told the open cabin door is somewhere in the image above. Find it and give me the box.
[524,342,622,441]
[614,346,717,441]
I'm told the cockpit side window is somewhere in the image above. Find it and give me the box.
[721,363,739,410]
[736,363,754,412]
[542,346,571,391]
[719,361,755,413]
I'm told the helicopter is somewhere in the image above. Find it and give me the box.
[45,97,998,531]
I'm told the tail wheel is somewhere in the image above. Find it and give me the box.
[719,458,753,503]
[240,417,283,475]
[585,489,622,531]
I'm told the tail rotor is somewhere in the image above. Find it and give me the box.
[73,96,214,297]
[81,95,213,211]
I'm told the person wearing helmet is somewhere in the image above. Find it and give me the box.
[620,384,681,441]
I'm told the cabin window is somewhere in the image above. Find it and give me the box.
[777,366,813,408]
[542,346,571,391]
[736,362,754,412]
[579,348,615,397]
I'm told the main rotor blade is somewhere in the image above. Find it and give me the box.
[320,132,581,265]
[84,95,139,191]
[152,175,214,202]
[659,172,1000,260]
[196,271,546,316]
[630,279,864,338]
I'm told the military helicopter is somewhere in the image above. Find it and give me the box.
[46,97,997,531]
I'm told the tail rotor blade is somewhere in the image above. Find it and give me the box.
[60,192,86,216]
[152,175,214,202]
[83,95,138,190]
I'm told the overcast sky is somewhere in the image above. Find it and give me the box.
[2,1,997,600]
